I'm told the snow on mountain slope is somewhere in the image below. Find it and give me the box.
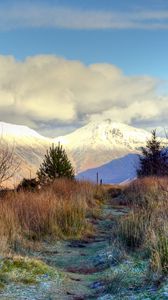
[55,119,151,149]
[0,120,166,187]
[0,122,52,186]
[77,153,139,184]
[54,119,152,173]
[0,122,50,144]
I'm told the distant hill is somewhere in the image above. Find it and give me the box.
[77,153,139,184]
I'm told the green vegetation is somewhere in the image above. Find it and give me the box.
[137,129,168,177]
[0,256,56,287]
[37,143,75,182]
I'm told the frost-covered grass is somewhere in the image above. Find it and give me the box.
[105,257,151,295]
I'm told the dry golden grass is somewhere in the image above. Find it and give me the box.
[150,228,168,275]
[117,176,168,275]
[118,210,151,249]
[0,179,102,254]
[122,176,168,208]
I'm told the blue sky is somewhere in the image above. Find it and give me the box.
[0,0,168,135]
[0,0,168,77]
[1,28,168,79]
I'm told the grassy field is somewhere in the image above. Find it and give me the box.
[0,177,168,299]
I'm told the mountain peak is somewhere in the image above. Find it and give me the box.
[54,119,151,173]
[55,119,151,147]
[0,122,43,139]
[84,118,149,133]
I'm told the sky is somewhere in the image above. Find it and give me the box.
[0,0,168,136]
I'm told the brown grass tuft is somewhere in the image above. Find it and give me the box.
[116,176,168,275]
[0,179,102,254]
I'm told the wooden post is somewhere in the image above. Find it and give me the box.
[96,172,99,185]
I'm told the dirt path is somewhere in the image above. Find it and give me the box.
[2,201,167,300]
[37,205,127,299]
[38,203,128,299]
[0,201,128,300]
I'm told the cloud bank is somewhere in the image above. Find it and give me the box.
[1,3,168,30]
[0,54,167,136]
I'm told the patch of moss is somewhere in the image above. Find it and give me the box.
[0,256,55,286]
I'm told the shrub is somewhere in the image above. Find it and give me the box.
[37,143,74,183]
[17,178,39,192]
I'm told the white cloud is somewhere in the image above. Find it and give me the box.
[0,3,168,30]
[0,54,167,136]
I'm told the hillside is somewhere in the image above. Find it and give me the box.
[0,120,166,186]
[77,153,139,184]
[0,122,52,186]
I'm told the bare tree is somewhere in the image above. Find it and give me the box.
[0,142,20,187]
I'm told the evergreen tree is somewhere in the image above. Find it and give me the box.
[37,143,75,182]
[137,130,168,177]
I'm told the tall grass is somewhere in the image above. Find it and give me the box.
[117,177,168,275]
[150,229,168,275]
[122,177,168,208]
[118,210,151,249]
[0,179,101,253]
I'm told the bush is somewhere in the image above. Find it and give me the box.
[17,178,39,192]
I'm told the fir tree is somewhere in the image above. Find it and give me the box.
[137,130,168,177]
[37,143,75,182]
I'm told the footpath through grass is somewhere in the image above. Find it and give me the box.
[0,179,168,299]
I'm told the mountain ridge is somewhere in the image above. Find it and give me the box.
[0,119,166,186]
[54,119,152,173]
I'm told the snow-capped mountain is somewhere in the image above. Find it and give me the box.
[0,122,52,187]
[54,119,152,173]
[0,119,166,187]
